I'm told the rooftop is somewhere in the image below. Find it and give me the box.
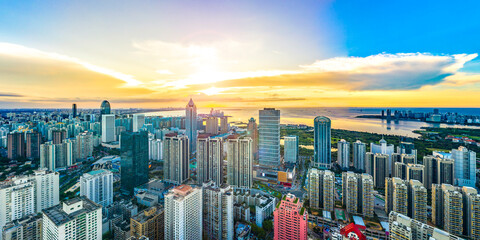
[42,196,101,226]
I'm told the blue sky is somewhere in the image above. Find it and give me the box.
[0,0,479,107]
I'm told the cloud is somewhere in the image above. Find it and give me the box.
[0,92,23,97]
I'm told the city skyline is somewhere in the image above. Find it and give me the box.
[1,1,480,108]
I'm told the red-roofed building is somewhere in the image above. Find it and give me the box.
[340,223,366,240]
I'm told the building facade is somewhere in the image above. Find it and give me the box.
[313,116,331,169]
[80,169,113,207]
[163,134,190,185]
[120,131,149,195]
[259,108,280,167]
[164,185,202,240]
[227,137,253,188]
[273,193,308,240]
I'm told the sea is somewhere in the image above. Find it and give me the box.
[144,108,480,138]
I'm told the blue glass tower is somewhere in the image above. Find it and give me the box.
[314,116,331,169]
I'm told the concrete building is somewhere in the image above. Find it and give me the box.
[370,138,395,175]
[451,146,476,187]
[283,135,298,164]
[132,114,145,133]
[164,185,203,240]
[80,169,113,207]
[130,206,164,240]
[342,172,375,218]
[273,193,308,240]
[424,155,455,189]
[185,98,197,152]
[233,189,276,228]
[373,154,389,188]
[148,138,162,161]
[246,118,259,159]
[205,116,218,135]
[432,184,463,236]
[389,212,462,240]
[461,186,480,239]
[220,116,229,134]
[2,214,42,240]
[353,140,366,171]
[7,132,25,160]
[102,114,116,143]
[307,168,335,212]
[313,116,331,169]
[202,182,234,240]
[163,134,190,185]
[406,164,425,186]
[337,139,350,169]
[365,152,374,176]
[197,136,223,185]
[76,131,93,160]
[408,180,427,223]
[385,178,408,216]
[227,137,253,188]
[259,108,280,168]
[26,131,41,159]
[42,197,102,240]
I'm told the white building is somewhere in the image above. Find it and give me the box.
[0,170,59,238]
[164,185,202,240]
[451,146,476,187]
[337,139,350,169]
[163,134,190,185]
[101,114,116,143]
[370,138,395,175]
[42,197,102,240]
[353,140,366,171]
[283,135,298,164]
[227,137,253,188]
[148,138,162,161]
[202,181,234,240]
[132,114,145,132]
[197,136,223,185]
[80,169,113,207]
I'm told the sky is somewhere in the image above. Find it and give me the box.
[1,0,480,109]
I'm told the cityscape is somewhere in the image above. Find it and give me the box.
[1,1,480,240]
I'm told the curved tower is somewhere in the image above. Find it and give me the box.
[314,116,331,169]
[100,100,111,115]
[185,98,197,153]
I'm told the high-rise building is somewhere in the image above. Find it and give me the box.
[76,131,93,159]
[148,138,162,161]
[406,164,425,186]
[394,162,406,179]
[2,214,42,240]
[72,103,77,118]
[451,146,476,187]
[31,170,60,215]
[408,180,427,223]
[283,135,298,164]
[186,98,197,153]
[227,136,253,188]
[42,197,102,240]
[205,117,218,135]
[164,185,202,240]
[202,181,234,240]
[353,140,366,171]
[7,132,25,159]
[365,152,374,176]
[130,206,164,240]
[259,108,280,167]
[51,128,67,145]
[388,212,462,240]
[314,116,331,169]
[370,138,395,175]
[26,131,41,159]
[273,193,308,240]
[120,131,149,195]
[40,139,77,171]
[163,134,190,185]
[424,155,454,189]
[101,114,116,143]
[100,100,111,115]
[247,118,259,159]
[80,169,113,207]
[197,136,223,185]
[307,168,335,211]
[342,172,374,217]
[373,153,389,188]
[462,186,480,239]
[337,139,350,169]
[432,184,463,236]
[220,116,229,134]
[132,114,145,133]
[385,178,408,216]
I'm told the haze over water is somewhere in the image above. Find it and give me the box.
[145,107,480,138]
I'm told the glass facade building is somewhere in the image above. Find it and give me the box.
[259,108,280,167]
[120,131,149,195]
[314,116,331,169]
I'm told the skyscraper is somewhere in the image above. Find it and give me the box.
[101,114,116,142]
[197,135,223,185]
[26,131,41,159]
[100,100,111,115]
[186,98,197,153]
[273,193,308,240]
[7,132,25,159]
[163,134,190,185]
[307,168,335,211]
[247,117,259,159]
[205,116,218,135]
[373,153,389,188]
[259,108,280,167]
[385,177,408,216]
[120,131,149,195]
[408,179,427,223]
[80,169,113,207]
[462,186,480,239]
[202,181,234,240]
[42,197,102,240]
[314,116,331,169]
[227,136,253,188]
[72,103,77,118]
[283,135,298,164]
[388,212,462,240]
[132,114,145,132]
[424,155,454,189]
[451,146,476,187]
[370,138,395,175]
[164,185,203,240]
[342,172,374,217]
[337,139,350,169]
[220,116,229,134]
[365,152,374,176]
[353,140,366,171]
[432,184,463,236]
[50,128,67,144]
[76,131,93,160]
[406,164,425,186]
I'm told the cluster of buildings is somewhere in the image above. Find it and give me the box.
[379,108,480,125]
